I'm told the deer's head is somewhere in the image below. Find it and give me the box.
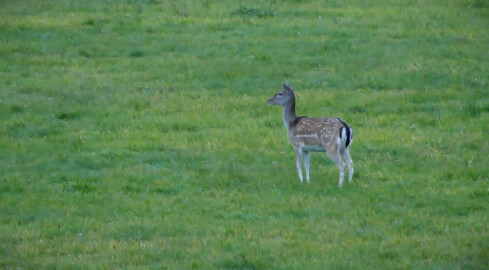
[267,83,295,106]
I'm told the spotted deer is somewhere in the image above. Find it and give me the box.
[267,83,353,187]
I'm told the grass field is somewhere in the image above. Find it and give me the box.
[1,0,488,268]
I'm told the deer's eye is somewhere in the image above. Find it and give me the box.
[278,93,283,96]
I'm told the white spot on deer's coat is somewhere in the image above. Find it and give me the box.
[297,134,319,139]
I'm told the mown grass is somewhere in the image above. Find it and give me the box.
[1,0,488,269]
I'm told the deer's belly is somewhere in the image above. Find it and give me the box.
[301,144,326,152]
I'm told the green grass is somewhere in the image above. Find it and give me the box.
[1,0,488,268]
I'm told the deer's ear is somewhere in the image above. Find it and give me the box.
[283,83,293,92]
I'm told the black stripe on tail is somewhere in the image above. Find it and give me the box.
[336,118,352,148]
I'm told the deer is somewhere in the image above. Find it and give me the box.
[267,83,354,187]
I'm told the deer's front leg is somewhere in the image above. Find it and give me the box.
[303,151,311,183]
[294,146,304,183]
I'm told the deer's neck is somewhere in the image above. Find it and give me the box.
[282,97,297,129]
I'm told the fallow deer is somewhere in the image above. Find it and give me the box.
[267,83,353,187]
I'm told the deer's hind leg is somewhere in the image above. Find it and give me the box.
[324,143,346,187]
[340,148,354,183]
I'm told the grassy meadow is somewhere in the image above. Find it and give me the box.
[1,0,488,268]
